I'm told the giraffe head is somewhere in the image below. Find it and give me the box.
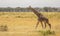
[29,6,33,9]
[29,6,31,8]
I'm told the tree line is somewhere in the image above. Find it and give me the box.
[0,7,60,12]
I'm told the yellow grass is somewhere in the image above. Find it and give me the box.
[0,12,60,36]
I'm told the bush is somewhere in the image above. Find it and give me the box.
[0,25,8,32]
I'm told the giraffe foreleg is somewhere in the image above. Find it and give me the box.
[35,21,39,29]
[44,22,46,28]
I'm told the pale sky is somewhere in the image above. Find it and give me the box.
[0,0,60,7]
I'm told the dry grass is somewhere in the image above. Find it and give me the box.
[0,12,60,36]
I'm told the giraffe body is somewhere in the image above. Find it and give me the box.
[29,6,51,29]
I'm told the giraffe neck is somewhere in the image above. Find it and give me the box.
[30,7,43,17]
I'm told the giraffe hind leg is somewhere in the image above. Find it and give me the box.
[48,23,51,29]
[40,21,44,28]
[46,20,51,29]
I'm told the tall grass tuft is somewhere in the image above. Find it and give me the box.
[38,30,55,36]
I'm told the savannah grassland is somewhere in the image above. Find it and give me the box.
[0,12,60,36]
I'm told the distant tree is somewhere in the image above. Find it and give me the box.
[43,7,49,12]
[15,7,21,12]
[0,7,60,12]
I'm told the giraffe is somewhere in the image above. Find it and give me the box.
[29,6,51,29]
